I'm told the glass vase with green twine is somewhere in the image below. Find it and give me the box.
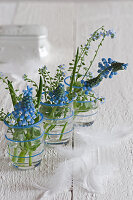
[40,83,74,145]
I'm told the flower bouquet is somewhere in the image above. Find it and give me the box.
[24,66,74,145]
[0,75,44,169]
[22,26,128,143]
[64,26,128,126]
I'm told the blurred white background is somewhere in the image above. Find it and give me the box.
[0,0,132,77]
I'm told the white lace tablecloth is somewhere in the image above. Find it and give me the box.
[0,1,133,200]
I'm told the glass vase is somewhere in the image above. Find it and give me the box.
[4,112,44,170]
[64,75,98,127]
[0,25,49,78]
[73,99,98,127]
[40,101,74,145]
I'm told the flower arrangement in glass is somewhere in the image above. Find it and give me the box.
[23,26,128,134]
[64,26,128,126]
[64,74,99,126]
[24,66,74,145]
[0,75,44,169]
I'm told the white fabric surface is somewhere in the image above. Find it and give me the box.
[0,1,133,200]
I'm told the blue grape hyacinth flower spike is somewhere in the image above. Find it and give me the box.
[49,84,69,105]
[8,86,38,127]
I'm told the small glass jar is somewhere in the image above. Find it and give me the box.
[4,112,44,170]
[64,76,98,127]
[40,101,74,145]
[0,25,49,77]
[73,99,98,127]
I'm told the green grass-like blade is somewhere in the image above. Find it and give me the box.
[7,80,17,107]
[44,124,56,140]
[59,122,68,141]
[17,150,27,163]
[69,47,79,93]
[36,76,43,109]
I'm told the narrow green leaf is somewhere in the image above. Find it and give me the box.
[7,80,17,107]
[36,76,43,109]
[69,47,79,93]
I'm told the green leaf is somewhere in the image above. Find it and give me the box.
[17,150,27,163]
[7,80,17,107]
[69,47,79,93]
[68,67,73,70]
[76,73,82,79]
[36,76,43,109]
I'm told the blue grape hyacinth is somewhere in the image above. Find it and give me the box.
[97,58,128,79]
[49,84,69,105]
[81,58,128,93]
[8,86,38,127]
[81,79,92,95]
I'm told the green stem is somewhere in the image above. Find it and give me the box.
[36,76,43,109]
[59,122,68,141]
[26,129,31,148]
[7,80,17,107]
[17,150,27,164]
[45,124,56,133]
[12,147,18,162]
[82,36,106,81]
[29,151,32,166]
[47,70,53,86]
[43,106,58,140]
[50,106,57,118]
[44,91,47,101]
[77,26,104,63]
[44,124,56,140]
[70,47,79,93]
[43,123,49,130]
[76,26,104,81]
[23,75,38,91]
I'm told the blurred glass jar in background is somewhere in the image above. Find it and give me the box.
[0,25,49,78]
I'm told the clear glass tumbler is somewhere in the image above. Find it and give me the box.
[40,101,74,145]
[4,112,44,170]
